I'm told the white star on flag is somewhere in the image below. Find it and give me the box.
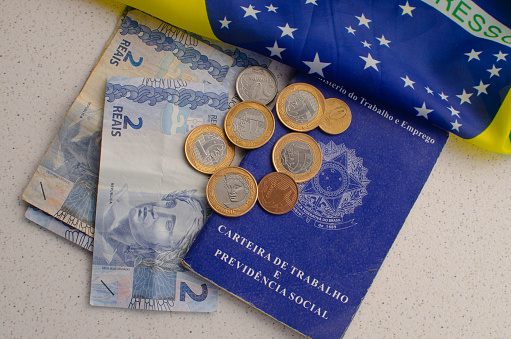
[457,89,473,104]
[360,53,380,71]
[400,1,415,16]
[267,41,285,58]
[465,49,482,61]
[415,102,433,119]
[303,53,331,77]
[447,106,461,118]
[473,80,489,95]
[305,0,318,5]
[241,5,261,19]
[346,26,356,35]
[451,120,462,132]
[361,40,371,48]
[401,75,415,89]
[376,35,391,47]
[494,51,508,62]
[266,4,278,12]
[439,92,449,101]
[355,14,371,28]
[487,65,502,78]
[425,86,434,95]
[219,17,231,29]
[278,23,298,38]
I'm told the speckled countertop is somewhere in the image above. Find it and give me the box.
[1,0,510,338]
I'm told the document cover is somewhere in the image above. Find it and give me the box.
[183,73,448,338]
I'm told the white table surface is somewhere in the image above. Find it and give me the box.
[1,0,510,337]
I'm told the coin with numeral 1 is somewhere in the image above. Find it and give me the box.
[258,172,299,215]
[206,166,258,217]
[276,83,326,132]
[184,124,235,174]
[224,101,275,149]
[319,98,352,135]
[235,66,278,105]
[272,132,323,183]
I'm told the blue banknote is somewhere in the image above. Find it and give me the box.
[90,77,225,311]
[25,206,93,252]
[22,9,234,237]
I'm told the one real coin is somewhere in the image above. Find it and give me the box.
[272,132,322,183]
[206,166,258,217]
[224,101,275,149]
[184,124,235,174]
[275,83,326,132]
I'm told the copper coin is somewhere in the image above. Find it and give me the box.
[319,98,352,135]
[275,83,326,132]
[184,124,235,174]
[206,166,258,217]
[258,172,299,215]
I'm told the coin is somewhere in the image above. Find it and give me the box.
[224,101,275,149]
[276,83,326,132]
[184,124,235,174]
[206,166,258,217]
[272,132,322,183]
[235,66,278,105]
[319,98,352,135]
[258,172,299,215]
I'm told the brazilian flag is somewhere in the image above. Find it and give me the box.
[121,0,511,154]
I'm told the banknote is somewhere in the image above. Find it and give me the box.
[90,77,225,311]
[25,206,93,252]
[22,9,234,237]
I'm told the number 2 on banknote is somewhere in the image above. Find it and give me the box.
[123,116,143,130]
[123,51,143,67]
[180,282,208,302]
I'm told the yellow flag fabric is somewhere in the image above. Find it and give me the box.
[121,0,217,40]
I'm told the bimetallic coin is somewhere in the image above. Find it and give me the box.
[184,124,235,174]
[319,98,352,135]
[276,83,326,132]
[206,166,258,217]
[272,132,322,183]
[258,172,299,215]
[224,101,275,149]
[235,66,278,105]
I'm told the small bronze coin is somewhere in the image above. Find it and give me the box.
[206,166,258,217]
[276,83,326,132]
[258,172,299,215]
[319,98,352,135]
[272,132,322,183]
[235,66,279,105]
[184,124,235,174]
[224,101,275,149]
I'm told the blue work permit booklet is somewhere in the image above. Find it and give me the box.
[183,73,448,338]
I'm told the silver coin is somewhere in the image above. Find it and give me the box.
[280,140,314,174]
[284,90,319,123]
[235,66,278,105]
[192,132,227,166]
[214,173,250,209]
[232,108,267,141]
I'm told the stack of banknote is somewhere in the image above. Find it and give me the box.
[22,8,296,312]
